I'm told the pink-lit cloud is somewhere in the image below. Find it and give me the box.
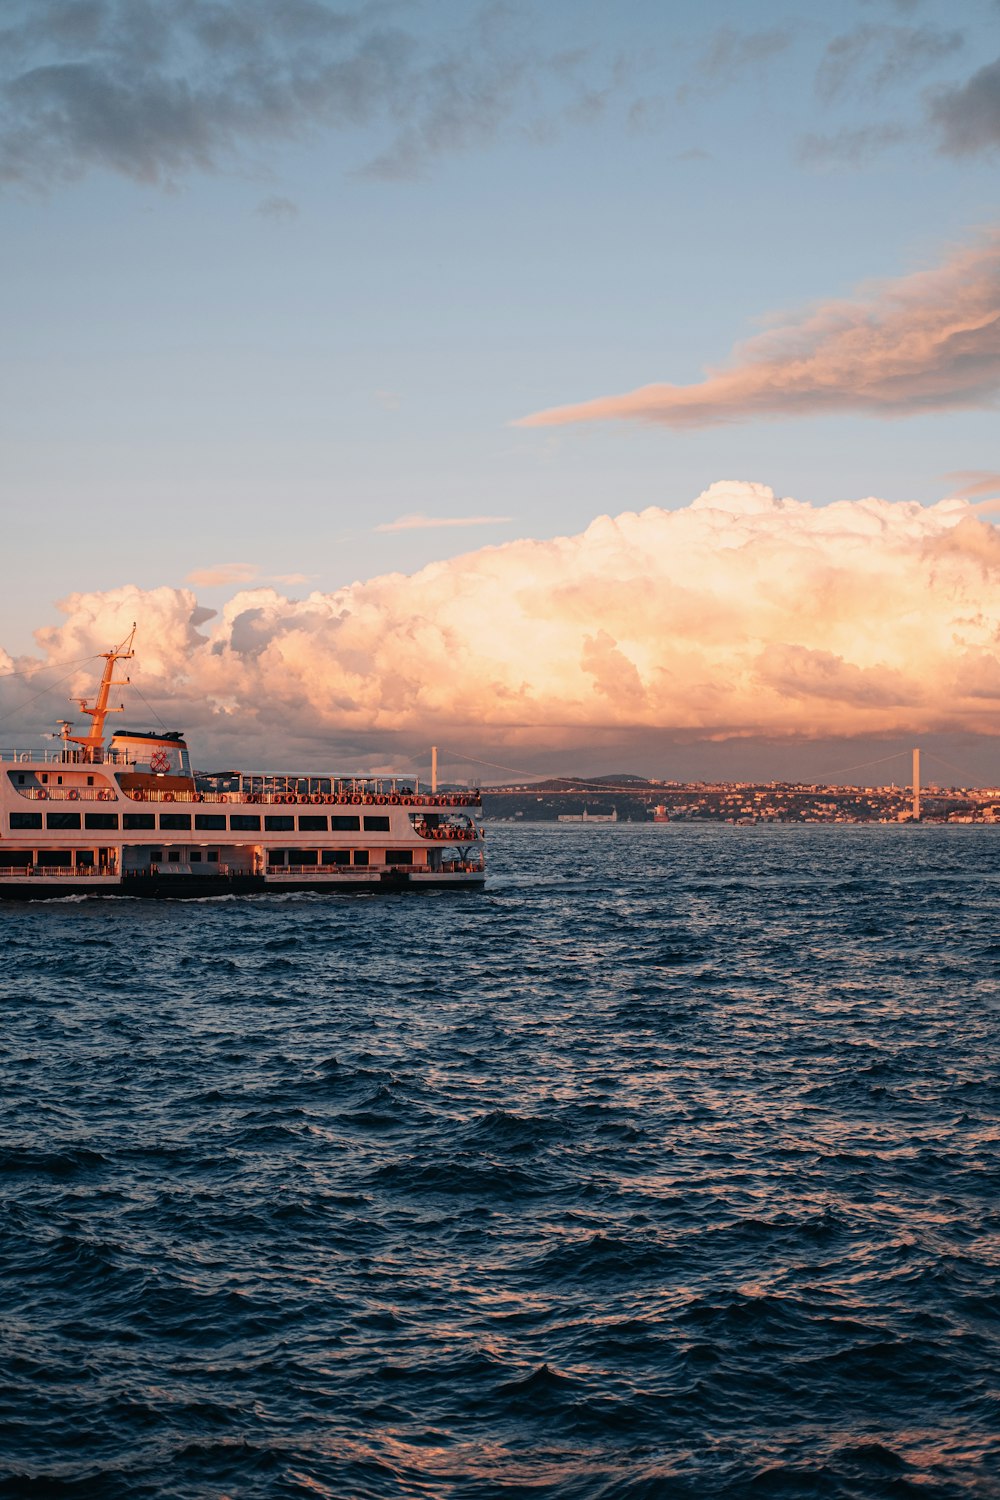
[517,235,1000,429]
[6,483,1000,773]
[186,562,259,588]
[375,514,513,533]
[944,470,1000,502]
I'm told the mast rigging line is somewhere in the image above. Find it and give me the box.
[0,652,102,683]
[127,675,170,733]
[0,660,106,736]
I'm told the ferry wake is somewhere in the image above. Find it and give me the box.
[0,630,485,899]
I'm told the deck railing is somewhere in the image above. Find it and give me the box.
[17,788,118,802]
[0,748,136,766]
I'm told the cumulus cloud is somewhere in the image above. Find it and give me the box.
[517,234,1000,429]
[7,483,1000,770]
[0,0,633,189]
[930,56,1000,156]
[375,514,513,533]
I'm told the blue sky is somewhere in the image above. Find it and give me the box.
[2,0,1000,777]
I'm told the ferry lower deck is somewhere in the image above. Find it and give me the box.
[0,867,484,900]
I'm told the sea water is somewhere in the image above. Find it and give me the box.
[1,824,998,1498]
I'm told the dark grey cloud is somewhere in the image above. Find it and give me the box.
[816,24,963,103]
[257,194,299,221]
[0,0,629,189]
[699,25,794,81]
[798,122,909,167]
[930,56,1000,156]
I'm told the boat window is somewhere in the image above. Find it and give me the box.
[168,851,181,863]
[298,815,328,832]
[207,850,219,862]
[37,850,71,866]
[87,777,94,786]
[230,815,261,831]
[123,813,156,830]
[194,814,226,831]
[190,851,202,862]
[363,815,390,832]
[322,850,350,865]
[352,850,369,866]
[264,815,295,831]
[46,812,81,830]
[267,850,286,865]
[150,850,163,862]
[331,815,360,831]
[76,851,95,867]
[16,774,24,784]
[385,850,413,865]
[9,812,42,830]
[160,814,192,830]
[289,848,318,865]
[85,813,119,830]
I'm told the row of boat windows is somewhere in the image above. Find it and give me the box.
[267,849,414,866]
[0,849,413,868]
[8,812,394,833]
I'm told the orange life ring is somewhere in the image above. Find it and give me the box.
[376,795,388,805]
[164,793,175,802]
[68,789,79,800]
[389,794,400,805]
[364,795,375,805]
[350,795,362,805]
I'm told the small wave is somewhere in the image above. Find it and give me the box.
[530,1233,676,1282]
[0,1145,109,1177]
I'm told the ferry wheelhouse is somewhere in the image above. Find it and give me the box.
[0,632,485,899]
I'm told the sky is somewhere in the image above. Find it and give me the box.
[2,0,1000,783]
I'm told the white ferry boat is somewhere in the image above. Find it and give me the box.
[0,632,485,899]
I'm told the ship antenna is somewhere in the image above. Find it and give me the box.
[61,623,136,763]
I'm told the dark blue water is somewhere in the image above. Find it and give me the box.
[1,825,998,1499]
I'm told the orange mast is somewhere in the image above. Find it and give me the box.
[60,626,136,763]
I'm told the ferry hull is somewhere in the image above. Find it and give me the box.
[0,871,485,900]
